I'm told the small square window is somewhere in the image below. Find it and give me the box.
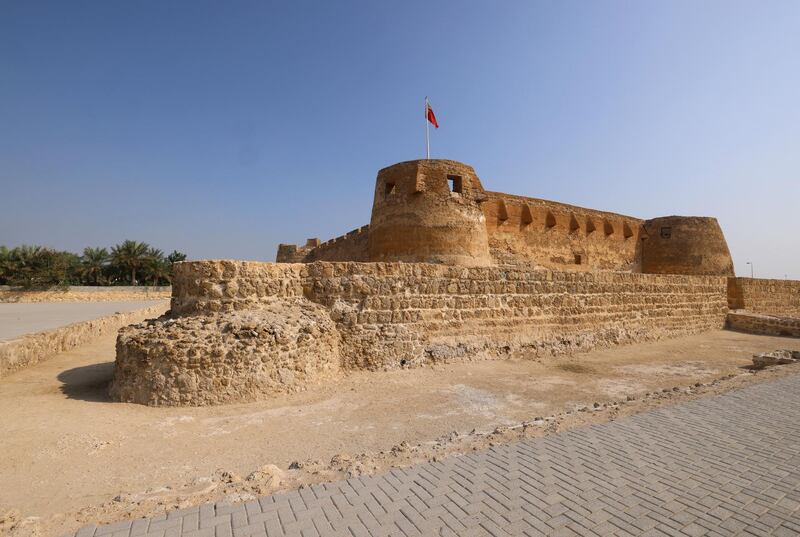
[385,182,395,196]
[447,175,463,193]
[660,226,672,239]
[574,254,583,265]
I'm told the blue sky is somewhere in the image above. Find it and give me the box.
[1,1,798,278]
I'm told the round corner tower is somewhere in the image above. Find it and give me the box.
[641,216,734,276]
[367,159,493,266]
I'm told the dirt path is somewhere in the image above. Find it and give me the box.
[1,329,799,536]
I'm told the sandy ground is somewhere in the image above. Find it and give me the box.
[0,301,165,341]
[1,329,799,536]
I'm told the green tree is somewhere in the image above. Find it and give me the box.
[167,250,187,265]
[5,245,77,288]
[143,247,169,285]
[111,240,150,285]
[0,246,10,285]
[79,247,110,285]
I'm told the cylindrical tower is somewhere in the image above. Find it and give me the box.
[641,216,734,276]
[367,159,493,266]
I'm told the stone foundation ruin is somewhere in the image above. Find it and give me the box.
[110,260,732,406]
[110,159,799,406]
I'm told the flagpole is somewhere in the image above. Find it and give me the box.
[425,96,430,159]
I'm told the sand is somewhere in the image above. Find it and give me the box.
[1,329,799,536]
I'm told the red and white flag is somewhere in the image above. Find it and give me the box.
[425,98,439,128]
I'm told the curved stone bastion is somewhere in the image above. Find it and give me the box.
[109,260,730,406]
[110,298,341,406]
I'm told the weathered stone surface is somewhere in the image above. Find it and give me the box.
[752,349,800,368]
[727,311,800,338]
[112,259,732,406]
[640,216,734,276]
[109,298,341,406]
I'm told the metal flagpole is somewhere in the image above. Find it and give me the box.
[425,97,430,159]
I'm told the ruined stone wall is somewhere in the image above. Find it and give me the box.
[305,263,727,369]
[482,192,643,271]
[726,312,800,338]
[170,261,307,315]
[727,277,800,317]
[276,239,319,263]
[118,260,729,405]
[173,261,728,366]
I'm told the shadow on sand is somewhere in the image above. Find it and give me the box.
[57,361,114,402]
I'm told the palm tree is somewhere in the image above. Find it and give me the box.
[111,240,150,285]
[80,247,109,285]
[144,247,167,286]
[8,245,45,287]
[0,246,9,284]
[167,250,187,265]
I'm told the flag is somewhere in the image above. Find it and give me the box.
[426,99,439,129]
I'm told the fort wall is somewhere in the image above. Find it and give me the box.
[306,225,370,262]
[276,227,370,264]
[482,192,643,271]
[727,277,800,317]
[276,239,320,263]
[180,261,727,367]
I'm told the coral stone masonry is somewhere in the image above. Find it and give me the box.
[111,260,730,406]
[110,159,799,406]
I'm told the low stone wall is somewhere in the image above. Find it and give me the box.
[0,285,171,303]
[0,302,168,378]
[726,312,800,338]
[114,260,729,406]
[309,263,727,369]
[727,277,800,317]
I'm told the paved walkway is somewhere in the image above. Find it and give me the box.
[69,375,800,537]
[0,301,164,340]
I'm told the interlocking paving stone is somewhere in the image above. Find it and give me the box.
[67,374,800,536]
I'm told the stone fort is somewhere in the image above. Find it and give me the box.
[109,160,799,406]
[276,159,734,277]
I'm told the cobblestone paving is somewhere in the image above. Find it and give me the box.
[69,375,800,537]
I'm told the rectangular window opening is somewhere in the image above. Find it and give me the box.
[385,182,395,196]
[574,254,583,265]
[660,226,672,239]
[447,175,463,193]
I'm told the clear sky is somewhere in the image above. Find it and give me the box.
[2,1,798,278]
